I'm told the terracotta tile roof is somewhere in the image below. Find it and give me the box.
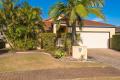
[83,20,114,27]
[43,19,115,30]
[116,27,120,32]
[43,20,53,30]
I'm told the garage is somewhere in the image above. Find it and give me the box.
[80,32,110,48]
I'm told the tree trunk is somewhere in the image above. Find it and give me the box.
[1,31,14,49]
[71,24,77,46]
[25,32,27,47]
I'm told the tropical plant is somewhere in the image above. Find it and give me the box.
[0,0,44,50]
[0,0,18,49]
[49,0,105,46]
[54,49,66,59]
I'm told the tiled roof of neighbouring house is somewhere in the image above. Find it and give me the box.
[43,20,53,30]
[116,27,120,32]
[43,19,115,30]
[83,20,114,27]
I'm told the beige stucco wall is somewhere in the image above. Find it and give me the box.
[77,27,115,38]
[68,27,115,38]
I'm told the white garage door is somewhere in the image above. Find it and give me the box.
[80,32,109,48]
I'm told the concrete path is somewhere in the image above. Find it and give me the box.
[88,49,120,69]
[0,67,120,80]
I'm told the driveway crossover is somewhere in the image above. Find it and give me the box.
[88,49,120,70]
[0,67,120,80]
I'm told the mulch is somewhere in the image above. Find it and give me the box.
[0,67,120,80]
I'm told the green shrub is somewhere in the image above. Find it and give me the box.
[14,39,37,51]
[53,49,66,59]
[112,35,120,51]
[5,26,38,51]
[40,33,56,51]
[116,32,120,35]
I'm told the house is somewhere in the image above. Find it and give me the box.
[44,19,116,49]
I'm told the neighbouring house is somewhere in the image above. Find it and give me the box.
[44,19,116,49]
[116,27,120,34]
[43,19,53,32]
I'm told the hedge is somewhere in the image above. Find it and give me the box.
[13,39,37,51]
[112,35,120,51]
[40,33,56,51]
[0,39,5,49]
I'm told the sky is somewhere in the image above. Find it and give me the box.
[28,0,120,26]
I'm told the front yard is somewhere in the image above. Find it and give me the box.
[0,52,120,80]
[0,52,106,72]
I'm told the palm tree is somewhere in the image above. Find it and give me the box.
[49,0,105,46]
[15,2,44,49]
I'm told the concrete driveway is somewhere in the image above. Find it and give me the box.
[88,49,120,70]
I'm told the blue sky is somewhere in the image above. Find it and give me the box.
[28,0,120,26]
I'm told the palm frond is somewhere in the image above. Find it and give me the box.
[49,2,66,21]
[75,4,88,18]
[88,8,105,20]
[81,0,104,8]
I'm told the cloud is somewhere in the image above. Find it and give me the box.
[92,18,104,22]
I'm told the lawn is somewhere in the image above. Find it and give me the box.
[0,52,107,72]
